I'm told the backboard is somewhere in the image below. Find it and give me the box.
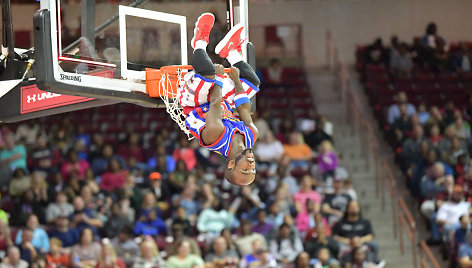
[34,0,250,108]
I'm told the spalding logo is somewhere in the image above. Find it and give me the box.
[60,74,82,82]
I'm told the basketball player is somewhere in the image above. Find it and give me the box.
[178,13,261,186]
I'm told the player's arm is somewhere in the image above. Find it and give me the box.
[200,65,225,145]
[228,67,259,140]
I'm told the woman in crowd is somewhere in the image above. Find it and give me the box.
[133,239,165,268]
[70,228,102,268]
[166,240,204,268]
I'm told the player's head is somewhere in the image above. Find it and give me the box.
[225,147,256,186]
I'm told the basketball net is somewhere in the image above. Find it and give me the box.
[157,66,194,140]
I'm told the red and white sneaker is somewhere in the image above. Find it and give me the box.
[215,23,245,58]
[191,13,215,49]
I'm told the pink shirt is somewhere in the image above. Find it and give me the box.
[100,171,128,192]
[173,148,197,170]
[61,160,90,180]
[293,190,322,213]
[295,212,330,232]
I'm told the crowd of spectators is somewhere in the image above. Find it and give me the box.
[358,22,472,268]
[0,62,382,268]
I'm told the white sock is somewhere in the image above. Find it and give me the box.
[194,40,208,51]
[227,49,243,65]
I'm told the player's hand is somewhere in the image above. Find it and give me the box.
[215,64,225,75]
[228,66,240,82]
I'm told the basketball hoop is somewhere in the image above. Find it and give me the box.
[146,65,193,139]
[146,65,232,140]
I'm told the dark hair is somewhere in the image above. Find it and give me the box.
[119,225,134,237]
[294,252,309,268]
[79,227,93,241]
[426,23,437,35]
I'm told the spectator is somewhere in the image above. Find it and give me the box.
[267,58,283,85]
[282,132,312,169]
[293,175,322,214]
[240,242,277,268]
[166,240,204,268]
[417,102,430,125]
[312,247,340,267]
[70,228,101,268]
[429,124,443,147]
[459,230,472,267]
[117,133,144,164]
[266,203,284,229]
[146,145,176,174]
[322,177,353,225]
[103,203,131,239]
[421,22,446,50]
[317,140,339,180]
[133,209,167,236]
[17,228,37,263]
[390,104,413,145]
[45,238,70,268]
[0,220,13,258]
[234,185,265,221]
[204,236,239,267]
[304,122,333,152]
[111,225,140,267]
[30,172,48,206]
[165,223,201,257]
[420,163,449,200]
[96,242,126,268]
[296,198,326,234]
[454,215,470,247]
[390,42,413,78]
[364,38,388,65]
[254,131,284,167]
[91,145,125,176]
[251,210,273,238]
[122,174,143,211]
[172,184,198,221]
[99,158,128,192]
[48,216,79,248]
[0,247,28,268]
[294,252,311,268]
[269,223,303,264]
[47,173,66,203]
[8,168,31,198]
[70,196,103,235]
[401,125,430,172]
[197,197,235,235]
[453,42,472,73]
[132,239,165,268]
[387,91,417,125]
[430,38,452,72]
[11,190,45,226]
[173,135,197,171]
[168,160,189,192]
[271,183,294,216]
[172,206,193,236]
[29,135,58,174]
[0,132,27,171]
[453,115,471,140]
[277,162,299,196]
[344,246,379,268]
[147,172,169,210]
[234,220,268,257]
[303,213,332,241]
[332,201,378,263]
[61,149,90,181]
[304,225,339,260]
[429,185,470,244]
[15,214,49,253]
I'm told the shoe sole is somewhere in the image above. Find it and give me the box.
[215,23,244,56]
[191,13,215,49]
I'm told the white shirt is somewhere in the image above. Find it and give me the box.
[437,201,470,225]
[255,141,284,162]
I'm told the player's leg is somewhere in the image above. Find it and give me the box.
[191,13,216,78]
[215,24,260,87]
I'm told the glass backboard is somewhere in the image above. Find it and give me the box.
[35,0,249,106]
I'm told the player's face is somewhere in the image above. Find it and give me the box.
[233,148,256,182]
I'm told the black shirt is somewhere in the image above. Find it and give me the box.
[332,218,374,239]
[323,193,352,213]
[304,236,340,258]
